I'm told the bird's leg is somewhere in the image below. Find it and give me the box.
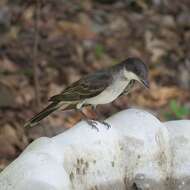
[79,110,99,131]
[91,105,111,129]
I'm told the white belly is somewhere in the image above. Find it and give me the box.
[85,78,129,106]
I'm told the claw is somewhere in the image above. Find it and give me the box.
[85,119,111,131]
[101,121,111,129]
[86,120,99,132]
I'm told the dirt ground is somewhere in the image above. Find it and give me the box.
[0,0,189,170]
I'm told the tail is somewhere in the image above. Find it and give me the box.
[24,101,64,128]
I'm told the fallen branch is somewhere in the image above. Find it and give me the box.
[32,0,41,111]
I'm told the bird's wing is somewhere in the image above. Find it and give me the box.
[49,71,113,102]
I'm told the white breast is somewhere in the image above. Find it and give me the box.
[85,76,129,106]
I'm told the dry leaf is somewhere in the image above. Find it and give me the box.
[0,125,21,158]
[57,21,96,40]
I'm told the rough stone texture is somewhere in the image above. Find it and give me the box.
[165,120,190,190]
[0,109,190,190]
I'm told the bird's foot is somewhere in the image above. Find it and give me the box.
[100,121,111,129]
[85,119,111,131]
[86,120,99,132]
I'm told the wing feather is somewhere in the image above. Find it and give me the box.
[49,71,112,102]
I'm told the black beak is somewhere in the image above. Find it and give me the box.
[141,79,150,88]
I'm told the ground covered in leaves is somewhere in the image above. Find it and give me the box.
[0,0,189,170]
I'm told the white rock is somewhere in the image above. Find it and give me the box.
[165,120,190,190]
[0,108,190,190]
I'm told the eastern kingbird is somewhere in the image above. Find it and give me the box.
[24,57,149,129]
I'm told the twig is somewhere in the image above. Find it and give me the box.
[32,0,41,111]
[30,0,59,137]
[32,0,54,136]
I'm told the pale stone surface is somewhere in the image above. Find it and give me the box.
[0,109,190,190]
[165,120,190,190]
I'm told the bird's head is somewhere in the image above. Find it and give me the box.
[122,57,149,88]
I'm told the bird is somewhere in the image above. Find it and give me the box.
[24,57,149,130]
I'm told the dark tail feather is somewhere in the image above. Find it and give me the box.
[24,102,63,128]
